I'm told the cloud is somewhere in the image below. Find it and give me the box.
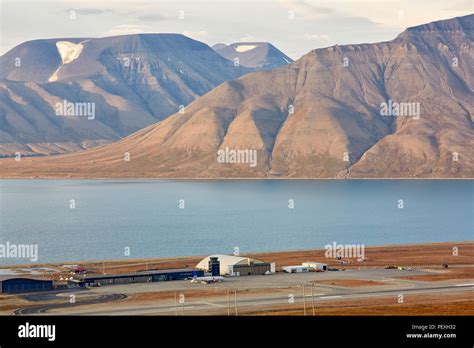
[279,0,379,29]
[67,8,113,16]
[303,33,331,41]
[239,35,257,42]
[182,30,208,42]
[279,0,334,20]
[65,4,168,22]
[103,24,150,36]
[137,13,166,22]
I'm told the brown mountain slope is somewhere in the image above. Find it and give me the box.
[1,14,473,178]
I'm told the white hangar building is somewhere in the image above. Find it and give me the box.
[196,254,275,276]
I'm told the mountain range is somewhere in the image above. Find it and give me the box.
[0,34,255,156]
[0,14,473,178]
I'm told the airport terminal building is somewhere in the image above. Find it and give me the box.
[77,268,203,287]
[196,254,275,276]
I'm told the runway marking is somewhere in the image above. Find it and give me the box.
[199,301,224,308]
[318,295,342,299]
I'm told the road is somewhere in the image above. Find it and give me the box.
[30,282,474,316]
[14,293,127,315]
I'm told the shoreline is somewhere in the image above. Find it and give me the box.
[1,176,473,181]
[1,241,472,271]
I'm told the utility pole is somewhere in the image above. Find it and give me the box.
[227,290,231,316]
[234,290,238,316]
[302,284,307,316]
[311,284,315,316]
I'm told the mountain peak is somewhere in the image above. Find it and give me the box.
[395,13,474,43]
[405,13,474,33]
[212,41,293,70]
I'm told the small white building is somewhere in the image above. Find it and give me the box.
[302,262,327,271]
[282,265,311,273]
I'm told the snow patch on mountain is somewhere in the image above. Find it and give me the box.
[235,45,256,53]
[49,41,84,82]
[56,41,84,64]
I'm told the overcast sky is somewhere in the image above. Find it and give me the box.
[1,0,473,59]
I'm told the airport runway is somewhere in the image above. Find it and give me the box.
[14,293,127,315]
[11,268,474,315]
[44,282,474,315]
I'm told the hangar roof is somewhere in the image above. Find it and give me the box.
[0,275,51,282]
[196,254,267,275]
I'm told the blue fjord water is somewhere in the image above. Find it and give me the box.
[0,180,472,264]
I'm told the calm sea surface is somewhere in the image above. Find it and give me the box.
[0,180,472,264]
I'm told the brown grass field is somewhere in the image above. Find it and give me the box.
[3,241,470,279]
